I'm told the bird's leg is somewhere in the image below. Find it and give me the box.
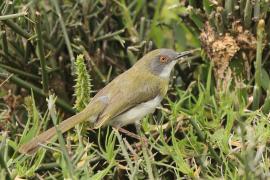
[135,122,148,145]
[112,124,148,144]
[117,127,141,140]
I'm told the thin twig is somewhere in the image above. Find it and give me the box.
[0,73,13,87]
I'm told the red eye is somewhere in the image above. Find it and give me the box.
[160,56,169,63]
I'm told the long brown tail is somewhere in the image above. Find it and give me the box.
[19,98,108,155]
[18,112,87,155]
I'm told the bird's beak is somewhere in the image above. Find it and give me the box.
[174,48,200,61]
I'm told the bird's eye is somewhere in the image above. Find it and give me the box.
[159,55,169,63]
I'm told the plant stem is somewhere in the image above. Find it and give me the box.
[253,0,260,21]
[114,129,134,179]
[225,0,233,16]
[252,19,265,110]
[113,0,138,42]
[244,0,252,28]
[189,118,223,165]
[37,163,59,171]
[2,19,31,39]
[93,15,109,38]
[82,49,106,83]
[0,12,27,20]
[239,0,246,17]
[139,17,145,41]
[0,68,74,113]
[50,0,75,74]
[94,29,125,41]
[0,152,11,180]
[215,8,225,34]
[36,12,49,93]
[47,95,75,179]
[0,24,8,55]
[135,124,155,180]
[0,63,39,79]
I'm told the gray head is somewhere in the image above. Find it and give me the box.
[134,48,193,79]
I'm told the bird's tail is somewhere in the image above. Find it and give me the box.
[19,98,108,155]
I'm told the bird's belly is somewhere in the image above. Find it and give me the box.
[110,96,162,127]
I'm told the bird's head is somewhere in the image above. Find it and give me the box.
[134,48,195,79]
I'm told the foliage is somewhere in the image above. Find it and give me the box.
[0,0,270,179]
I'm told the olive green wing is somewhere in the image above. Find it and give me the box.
[93,73,167,128]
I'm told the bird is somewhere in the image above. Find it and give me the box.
[19,48,197,155]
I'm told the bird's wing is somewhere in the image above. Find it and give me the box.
[93,70,168,128]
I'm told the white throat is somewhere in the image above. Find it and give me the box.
[159,61,177,78]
